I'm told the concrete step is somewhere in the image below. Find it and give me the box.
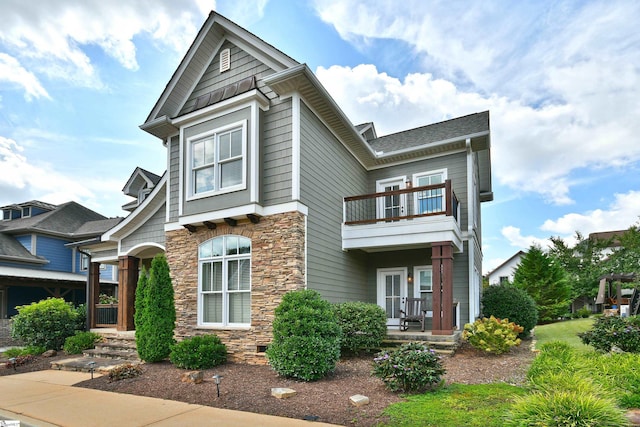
[50,356,141,373]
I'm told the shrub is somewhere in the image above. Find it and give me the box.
[74,304,87,331]
[108,363,144,382]
[266,289,342,381]
[3,345,46,358]
[505,390,628,427]
[575,307,591,318]
[579,315,640,353]
[170,335,227,369]
[136,255,176,363]
[63,331,103,354]
[481,283,538,337]
[372,342,445,392]
[333,302,387,354]
[11,298,81,350]
[463,316,523,354]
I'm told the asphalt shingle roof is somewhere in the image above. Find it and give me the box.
[367,111,489,153]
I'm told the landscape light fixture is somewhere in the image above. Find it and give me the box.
[9,357,16,371]
[86,361,97,379]
[212,374,223,398]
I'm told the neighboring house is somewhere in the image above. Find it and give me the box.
[0,200,121,323]
[486,251,525,286]
[80,12,493,364]
[589,230,626,259]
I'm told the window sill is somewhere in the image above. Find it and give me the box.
[196,324,251,331]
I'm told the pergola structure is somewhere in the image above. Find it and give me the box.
[596,273,638,315]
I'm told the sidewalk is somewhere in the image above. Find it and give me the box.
[0,370,337,426]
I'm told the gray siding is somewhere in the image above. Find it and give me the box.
[121,203,166,253]
[180,41,277,115]
[168,135,180,222]
[367,152,469,230]
[299,102,369,302]
[262,99,292,205]
[453,241,470,325]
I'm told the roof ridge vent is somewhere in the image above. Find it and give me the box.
[220,48,231,73]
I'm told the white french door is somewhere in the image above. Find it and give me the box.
[376,177,406,221]
[377,268,408,327]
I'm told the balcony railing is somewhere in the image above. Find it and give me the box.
[344,180,459,225]
[95,303,118,327]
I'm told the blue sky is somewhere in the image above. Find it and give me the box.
[1,0,639,274]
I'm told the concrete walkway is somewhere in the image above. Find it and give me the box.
[0,370,337,426]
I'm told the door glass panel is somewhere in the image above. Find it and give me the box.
[383,184,401,220]
[384,273,401,319]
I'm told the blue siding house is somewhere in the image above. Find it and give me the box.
[0,200,122,322]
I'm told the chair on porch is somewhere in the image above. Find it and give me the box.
[399,298,428,332]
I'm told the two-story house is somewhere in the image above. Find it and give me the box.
[81,12,493,364]
[0,200,121,345]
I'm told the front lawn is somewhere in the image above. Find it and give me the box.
[533,317,594,351]
[382,383,526,426]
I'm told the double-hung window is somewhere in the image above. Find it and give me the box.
[190,121,246,196]
[199,236,251,326]
[414,170,446,215]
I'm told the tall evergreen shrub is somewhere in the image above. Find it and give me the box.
[266,289,342,381]
[134,266,149,359]
[136,255,176,362]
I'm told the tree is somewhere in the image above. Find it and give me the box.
[548,231,608,300]
[513,245,572,322]
[134,266,149,358]
[602,224,640,276]
[136,254,176,362]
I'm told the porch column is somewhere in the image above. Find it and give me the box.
[432,241,454,335]
[88,262,101,329]
[117,256,139,331]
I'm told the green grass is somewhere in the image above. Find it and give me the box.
[381,383,526,427]
[533,317,594,351]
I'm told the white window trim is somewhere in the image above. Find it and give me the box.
[198,236,252,328]
[186,119,248,201]
[376,175,407,220]
[412,169,447,215]
[414,265,434,317]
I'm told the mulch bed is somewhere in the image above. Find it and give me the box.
[1,342,536,426]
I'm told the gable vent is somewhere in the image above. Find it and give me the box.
[220,48,230,73]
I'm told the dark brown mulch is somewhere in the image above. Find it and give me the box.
[1,342,536,427]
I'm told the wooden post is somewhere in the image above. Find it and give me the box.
[117,256,139,331]
[431,241,454,335]
[88,262,101,329]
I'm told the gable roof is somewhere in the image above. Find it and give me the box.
[0,234,47,264]
[122,167,162,196]
[142,11,298,137]
[0,201,122,238]
[486,250,526,277]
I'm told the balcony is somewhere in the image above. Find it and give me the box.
[342,180,462,252]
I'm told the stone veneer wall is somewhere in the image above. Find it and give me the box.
[166,211,306,364]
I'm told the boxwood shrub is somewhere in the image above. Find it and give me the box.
[334,301,387,354]
[11,298,81,350]
[482,283,538,337]
[266,289,342,381]
[170,335,227,369]
[63,331,103,354]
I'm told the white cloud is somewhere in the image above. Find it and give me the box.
[0,136,94,206]
[501,225,550,250]
[0,0,217,90]
[541,191,640,235]
[312,1,640,205]
[0,53,49,101]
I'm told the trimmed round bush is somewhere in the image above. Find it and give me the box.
[11,298,81,350]
[266,289,342,381]
[373,342,446,392]
[63,331,103,354]
[334,302,387,354]
[170,335,227,369]
[482,283,538,337]
[463,316,523,354]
